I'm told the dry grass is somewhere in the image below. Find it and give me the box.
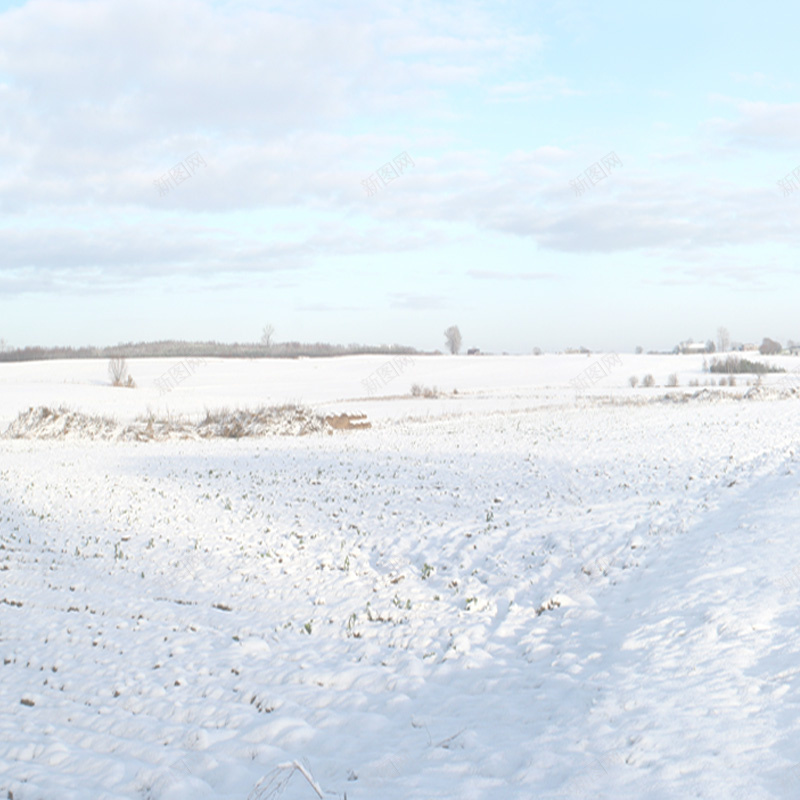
[411,383,440,398]
[3,405,371,440]
[324,413,371,430]
[3,406,119,439]
[108,357,135,388]
[247,761,324,799]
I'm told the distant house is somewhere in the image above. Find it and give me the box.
[467,348,480,355]
[788,345,800,356]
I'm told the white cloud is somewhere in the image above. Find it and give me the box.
[467,270,557,281]
[705,97,800,151]
[488,76,583,102]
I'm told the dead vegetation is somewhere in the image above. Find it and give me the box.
[3,405,371,441]
[411,383,440,398]
[3,406,119,439]
[108,357,135,388]
[324,413,371,430]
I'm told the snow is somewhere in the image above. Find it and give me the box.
[2,354,800,798]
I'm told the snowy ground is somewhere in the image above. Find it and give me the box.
[2,354,800,799]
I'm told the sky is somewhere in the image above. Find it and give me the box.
[1,0,800,354]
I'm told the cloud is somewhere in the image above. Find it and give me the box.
[4,0,799,303]
[467,270,558,281]
[497,182,796,254]
[0,222,312,293]
[705,97,800,151]
[372,147,800,260]
[0,214,449,293]
[650,258,792,290]
[295,302,364,312]
[488,77,583,103]
[0,0,540,219]
[730,72,792,90]
[389,293,445,309]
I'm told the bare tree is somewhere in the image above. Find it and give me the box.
[108,357,132,387]
[444,325,462,355]
[0,338,5,353]
[717,326,730,353]
[261,324,275,348]
[760,337,782,355]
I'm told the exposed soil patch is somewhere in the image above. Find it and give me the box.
[324,413,372,430]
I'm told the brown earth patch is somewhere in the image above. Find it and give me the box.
[324,413,372,430]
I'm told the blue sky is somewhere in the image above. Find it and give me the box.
[1,0,800,353]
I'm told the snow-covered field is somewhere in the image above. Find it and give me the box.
[3,354,800,799]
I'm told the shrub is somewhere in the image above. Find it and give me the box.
[642,374,655,387]
[108,357,135,388]
[719,377,727,386]
[411,384,439,398]
[629,376,639,388]
[708,356,783,375]
[667,373,678,387]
